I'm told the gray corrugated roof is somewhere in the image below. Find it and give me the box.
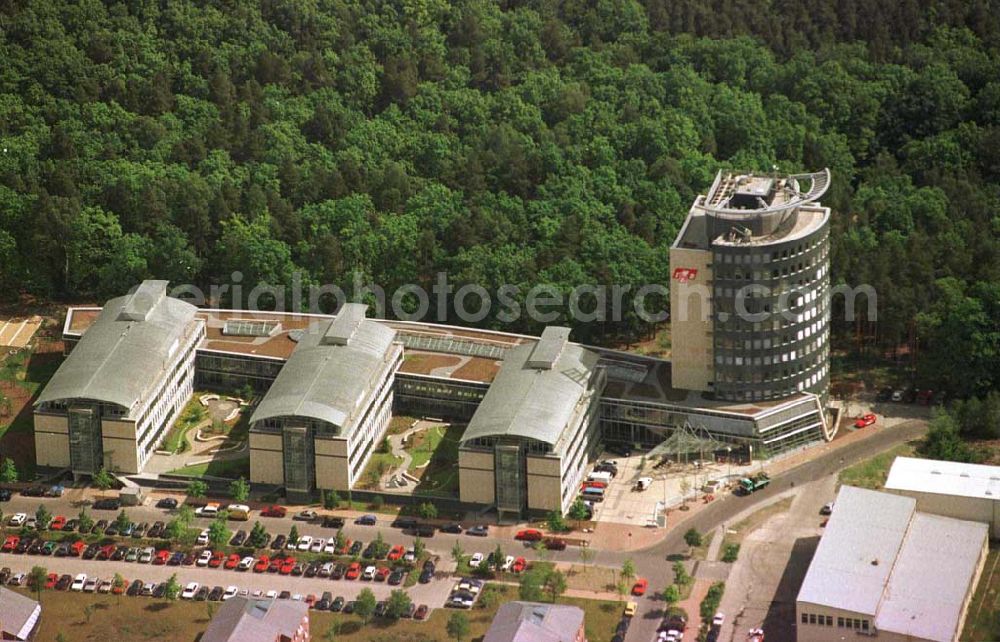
[36,280,197,413]
[461,329,601,449]
[886,456,1000,501]
[201,597,307,642]
[483,602,585,642]
[876,513,987,642]
[796,486,914,615]
[0,587,41,640]
[250,306,397,432]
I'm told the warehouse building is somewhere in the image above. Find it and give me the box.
[33,280,203,475]
[671,169,831,403]
[886,456,1000,538]
[797,485,987,642]
[459,327,606,519]
[248,304,402,500]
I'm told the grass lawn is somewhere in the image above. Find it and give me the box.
[962,545,1000,641]
[168,456,250,479]
[838,442,917,490]
[15,581,622,642]
[410,423,464,497]
[160,398,209,454]
[357,451,404,490]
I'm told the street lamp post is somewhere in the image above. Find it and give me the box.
[726,446,732,481]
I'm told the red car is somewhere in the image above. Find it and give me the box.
[279,557,296,575]
[375,566,391,582]
[260,505,287,518]
[582,481,607,490]
[254,556,270,573]
[153,549,171,565]
[512,557,527,573]
[854,413,877,428]
[337,539,353,555]
[44,573,58,589]
[49,516,67,531]
[224,553,241,569]
[208,551,226,568]
[2,536,18,552]
[515,529,543,542]
[345,562,362,580]
[632,578,648,596]
[70,540,86,557]
[387,545,405,561]
[112,579,127,595]
[96,544,115,560]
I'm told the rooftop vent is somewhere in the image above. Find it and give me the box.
[527,326,571,370]
[118,280,168,322]
[322,303,367,345]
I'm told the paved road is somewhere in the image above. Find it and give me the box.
[623,419,928,642]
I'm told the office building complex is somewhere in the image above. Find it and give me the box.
[458,327,605,519]
[33,280,203,475]
[671,169,831,402]
[248,304,402,500]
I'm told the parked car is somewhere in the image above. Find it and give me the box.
[92,498,120,511]
[271,534,287,550]
[440,523,463,534]
[388,569,405,585]
[414,604,429,620]
[345,562,362,580]
[49,515,67,531]
[820,502,835,516]
[515,529,543,542]
[466,525,488,536]
[294,510,318,521]
[387,545,405,561]
[260,505,287,518]
[322,516,345,528]
[181,582,200,599]
[545,538,567,551]
[512,557,527,573]
[70,574,87,591]
[230,530,247,546]
[254,556,270,573]
[156,497,178,509]
[632,578,648,596]
[355,514,377,526]
[854,413,877,428]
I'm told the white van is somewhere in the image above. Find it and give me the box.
[634,477,653,491]
[587,471,613,484]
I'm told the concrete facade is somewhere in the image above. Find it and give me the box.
[668,245,714,392]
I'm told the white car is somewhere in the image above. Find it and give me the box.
[223,586,239,600]
[97,579,113,594]
[324,540,337,554]
[291,593,302,601]
[251,589,264,598]
[297,535,313,552]
[7,572,26,586]
[195,503,219,518]
[181,582,199,599]
[8,513,26,527]
[238,556,255,571]
[362,565,377,580]
[713,612,725,628]
[70,574,87,591]
[197,550,213,567]
[502,555,515,571]
[319,562,334,577]
[469,552,484,568]
[309,537,325,553]
[404,549,416,563]
[83,577,99,593]
[286,537,298,550]
[25,517,36,530]
[265,590,277,599]
[139,547,155,563]
[196,529,210,545]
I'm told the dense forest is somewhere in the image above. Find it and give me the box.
[0,0,997,398]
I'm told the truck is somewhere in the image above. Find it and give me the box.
[738,473,770,495]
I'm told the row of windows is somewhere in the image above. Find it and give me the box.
[714,232,828,266]
[800,612,870,632]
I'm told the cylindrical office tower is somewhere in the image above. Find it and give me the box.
[670,170,831,402]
